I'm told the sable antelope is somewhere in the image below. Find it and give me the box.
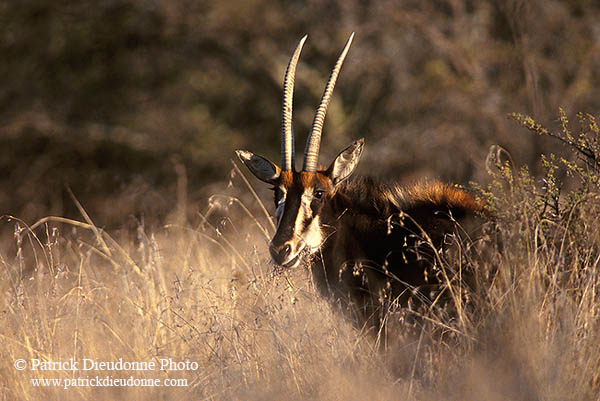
[236,34,485,328]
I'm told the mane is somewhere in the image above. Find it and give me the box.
[332,176,484,218]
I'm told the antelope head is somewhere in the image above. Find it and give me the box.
[236,34,364,268]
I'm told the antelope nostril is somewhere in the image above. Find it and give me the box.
[269,243,293,265]
[269,243,288,263]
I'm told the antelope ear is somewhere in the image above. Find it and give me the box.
[236,150,281,184]
[325,138,364,186]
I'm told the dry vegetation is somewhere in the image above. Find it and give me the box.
[2,0,599,226]
[1,113,600,400]
[2,0,600,399]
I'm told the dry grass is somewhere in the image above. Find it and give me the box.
[2,114,600,400]
[1,202,598,400]
[0,211,396,400]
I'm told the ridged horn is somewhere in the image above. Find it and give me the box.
[281,35,307,171]
[303,32,354,172]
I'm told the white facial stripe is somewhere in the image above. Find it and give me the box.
[275,187,287,226]
[276,203,285,226]
[294,188,312,236]
[301,187,314,201]
[293,188,324,252]
[303,215,324,250]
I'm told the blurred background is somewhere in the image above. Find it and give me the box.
[1,0,599,229]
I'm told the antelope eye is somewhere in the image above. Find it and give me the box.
[314,190,324,200]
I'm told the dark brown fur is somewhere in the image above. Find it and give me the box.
[308,175,485,329]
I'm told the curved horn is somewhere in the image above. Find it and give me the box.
[281,35,307,171]
[303,32,354,172]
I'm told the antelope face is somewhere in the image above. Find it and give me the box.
[269,171,330,267]
[236,140,363,267]
[235,33,361,268]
